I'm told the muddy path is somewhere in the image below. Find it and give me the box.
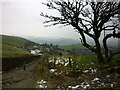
[2,56,47,88]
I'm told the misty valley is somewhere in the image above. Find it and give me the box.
[1,34,120,89]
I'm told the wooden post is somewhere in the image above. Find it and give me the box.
[69,57,72,67]
[23,64,26,70]
[54,58,56,67]
[23,61,26,70]
[47,58,49,62]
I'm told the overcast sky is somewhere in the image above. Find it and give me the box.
[0,0,80,40]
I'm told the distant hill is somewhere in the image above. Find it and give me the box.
[59,44,85,51]
[1,34,37,58]
[23,36,81,45]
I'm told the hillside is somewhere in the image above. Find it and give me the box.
[1,34,65,57]
[1,34,37,58]
[2,35,36,47]
[1,34,66,71]
[23,36,80,45]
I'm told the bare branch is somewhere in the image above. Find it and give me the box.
[103,32,120,60]
[40,0,120,64]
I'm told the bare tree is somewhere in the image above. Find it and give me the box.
[40,0,120,64]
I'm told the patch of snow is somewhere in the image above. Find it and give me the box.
[106,75,110,78]
[68,86,72,88]
[68,85,80,88]
[96,81,101,84]
[93,69,97,72]
[80,81,90,89]
[76,66,79,68]
[49,59,54,63]
[92,77,101,82]
[110,83,113,88]
[71,86,77,89]
[59,71,63,74]
[89,68,97,73]
[48,57,73,67]
[37,85,44,88]
[49,69,57,73]
[114,66,118,69]
[91,81,94,84]
[99,83,105,87]
[55,59,64,65]
[75,85,80,88]
[57,85,61,88]
[38,53,44,55]
[54,72,58,75]
[91,62,94,64]
[83,84,90,89]
[41,80,47,84]
[64,62,69,66]
[83,70,89,73]
[37,80,47,88]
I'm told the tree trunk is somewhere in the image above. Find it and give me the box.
[103,33,120,63]
[95,39,104,64]
[96,48,104,64]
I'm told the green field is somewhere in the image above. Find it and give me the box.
[59,44,85,55]
[1,34,36,58]
[2,44,34,58]
[59,44,85,51]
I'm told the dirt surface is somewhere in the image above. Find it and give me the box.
[2,56,46,88]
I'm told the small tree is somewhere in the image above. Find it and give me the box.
[40,0,120,64]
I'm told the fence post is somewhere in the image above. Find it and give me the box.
[54,58,56,67]
[23,64,26,70]
[69,57,72,67]
[23,61,26,70]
